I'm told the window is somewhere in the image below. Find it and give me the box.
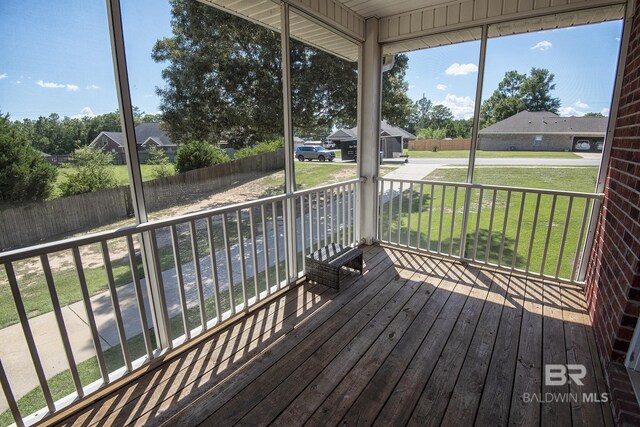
[534,135,543,146]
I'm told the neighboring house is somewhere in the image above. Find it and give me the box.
[327,120,416,159]
[89,122,178,162]
[478,110,607,152]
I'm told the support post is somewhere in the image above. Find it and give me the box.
[459,24,488,259]
[106,0,170,349]
[357,18,382,244]
[280,3,298,280]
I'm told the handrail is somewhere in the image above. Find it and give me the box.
[378,177,604,199]
[0,178,363,263]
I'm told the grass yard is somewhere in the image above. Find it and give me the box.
[52,165,169,198]
[380,167,599,280]
[406,149,582,159]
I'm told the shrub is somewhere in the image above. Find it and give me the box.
[175,141,230,173]
[0,114,57,203]
[59,147,117,196]
[146,146,175,179]
[234,138,284,159]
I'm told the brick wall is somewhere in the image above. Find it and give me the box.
[585,0,640,424]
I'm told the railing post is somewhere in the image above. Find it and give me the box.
[459,25,488,259]
[357,18,382,244]
[106,0,170,348]
[280,3,298,280]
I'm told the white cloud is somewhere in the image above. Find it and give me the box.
[558,106,585,117]
[445,63,478,76]
[530,41,553,51]
[86,84,100,90]
[36,80,79,91]
[0,73,7,80]
[36,80,65,89]
[435,94,475,119]
[600,107,610,117]
[15,80,21,84]
[72,107,95,118]
[436,84,447,91]
[574,100,589,109]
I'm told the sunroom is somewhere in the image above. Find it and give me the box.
[0,0,639,425]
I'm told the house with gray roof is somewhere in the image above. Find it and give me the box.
[89,123,177,161]
[327,120,416,159]
[478,110,607,152]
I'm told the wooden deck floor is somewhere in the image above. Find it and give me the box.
[56,245,613,427]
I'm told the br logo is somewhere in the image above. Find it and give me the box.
[545,364,586,386]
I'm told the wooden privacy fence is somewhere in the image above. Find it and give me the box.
[0,150,285,250]
[409,139,471,151]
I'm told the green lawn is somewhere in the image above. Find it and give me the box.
[380,167,599,280]
[406,150,581,159]
[52,165,169,198]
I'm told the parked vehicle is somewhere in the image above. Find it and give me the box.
[295,146,336,162]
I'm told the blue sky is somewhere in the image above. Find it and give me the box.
[405,20,623,119]
[0,1,623,121]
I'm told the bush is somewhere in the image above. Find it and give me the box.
[146,146,175,179]
[59,147,117,196]
[0,114,57,203]
[234,138,284,160]
[175,141,230,174]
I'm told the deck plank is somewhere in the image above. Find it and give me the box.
[561,283,611,427]
[373,263,482,426]
[157,248,408,426]
[474,273,527,425]
[541,280,572,426]
[339,260,459,426]
[238,255,437,426]
[438,270,512,426]
[406,267,495,427]
[300,259,458,427]
[508,276,545,426]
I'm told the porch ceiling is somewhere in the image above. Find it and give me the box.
[200,0,359,61]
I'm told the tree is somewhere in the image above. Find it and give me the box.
[409,95,433,133]
[152,0,411,147]
[480,68,561,126]
[175,141,230,173]
[584,112,606,117]
[0,113,57,203]
[428,105,454,129]
[59,147,117,196]
[519,68,561,112]
[382,54,413,129]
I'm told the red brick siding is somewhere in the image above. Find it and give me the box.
[585,0,640,424]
